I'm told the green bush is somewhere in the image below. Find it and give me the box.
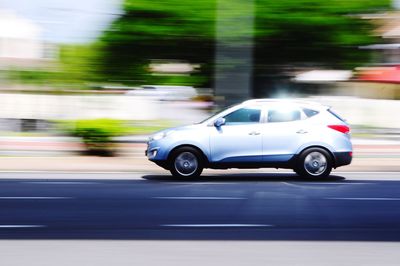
[58,118,174,156]
[67,119,129,156]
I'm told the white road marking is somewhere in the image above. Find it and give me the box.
[177,182,239,185]
[161,224,273,228]
[22,182,99,185]
[0,197,72,200]
[153,196,246,200]
[333,171,400,174]
[326,197,400,201]
[282,182,371,187]
[0,225,45,228]
[305,182,371,185]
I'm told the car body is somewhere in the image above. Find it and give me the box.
[146,99,352,178]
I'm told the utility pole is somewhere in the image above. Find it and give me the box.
[214,0,255,107]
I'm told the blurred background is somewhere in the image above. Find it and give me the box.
[1,2,400,264]
[0,0,399,163]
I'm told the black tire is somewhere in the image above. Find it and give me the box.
[169,147,204,178]
[295,147,332,178]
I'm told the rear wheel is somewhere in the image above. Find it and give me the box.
[169,147,204,178]
[295,148,332,178]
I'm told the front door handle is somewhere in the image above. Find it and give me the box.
[296,129,308,134]
[249,131,260,135]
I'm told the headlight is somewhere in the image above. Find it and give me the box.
[150,131,172,141]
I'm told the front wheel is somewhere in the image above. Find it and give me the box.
[169,147,204,178]
[295,148,332,178]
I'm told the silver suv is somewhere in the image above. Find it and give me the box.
[146,99,352,178]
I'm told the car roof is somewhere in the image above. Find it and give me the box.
[242,99,328,111]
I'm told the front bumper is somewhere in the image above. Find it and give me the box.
[145,145,169,170]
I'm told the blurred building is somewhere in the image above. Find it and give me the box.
[361,11,400,64]
[0,9,57,69]
[349,11,400,99]
[293,11,400,100]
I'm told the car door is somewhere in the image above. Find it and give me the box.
[262,106,307,162]
[209,106,264,163]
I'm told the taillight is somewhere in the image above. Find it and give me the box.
[328,125,350,134]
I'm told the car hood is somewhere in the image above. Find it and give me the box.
[150,123,204,138]
[167,123,204,133]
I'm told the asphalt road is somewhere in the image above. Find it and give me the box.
[0,171,399,241]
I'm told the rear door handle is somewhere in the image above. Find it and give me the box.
[249,131,260,135]
[296,129,308,134]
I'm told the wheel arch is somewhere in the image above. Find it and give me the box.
[296,145,336,167]
[168,144,210,166]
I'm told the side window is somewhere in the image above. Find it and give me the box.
[268,108,302,123]
[224,107,261,124]
[303,108,319,118]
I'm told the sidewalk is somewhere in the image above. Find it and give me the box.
[0,136,399,172]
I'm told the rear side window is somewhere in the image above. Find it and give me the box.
[268,109,301,123]
[224,107,261,124]
[328,109,346,122]
[303,108,319,118]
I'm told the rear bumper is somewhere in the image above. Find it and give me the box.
[334,152,352,167]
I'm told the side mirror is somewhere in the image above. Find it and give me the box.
[214,117,226,127]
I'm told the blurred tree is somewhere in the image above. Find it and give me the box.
[99,0,390,95]
[59,44,103,84]
[6,44,102,89]
[252,0,391,96]
[99,0,216,86]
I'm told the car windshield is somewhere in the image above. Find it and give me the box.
[197,104,239,124]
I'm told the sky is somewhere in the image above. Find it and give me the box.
[395,0,400,9]
[0,0,122,44]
